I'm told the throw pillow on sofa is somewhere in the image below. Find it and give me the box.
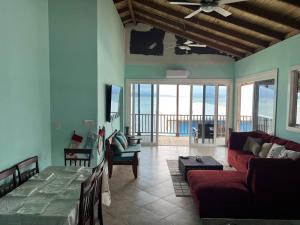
[266,143,286,158]
[278,149,300,159]
[115,133,128,149]
[243,137,262,156]
[111,137,125,155]
[259,142,273,158]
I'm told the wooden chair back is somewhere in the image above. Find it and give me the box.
[92,161,104,225]
[0,166,17,197]
[78,174,95,225]
[64,149,92,167]
[17,156,39,184]
[105,130,118,165]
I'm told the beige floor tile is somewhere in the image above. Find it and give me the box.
[142,198,182,219]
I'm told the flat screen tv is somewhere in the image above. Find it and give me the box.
[106,85,122,122]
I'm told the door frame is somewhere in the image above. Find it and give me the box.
[125,78,233,146]
[235,69,278,134]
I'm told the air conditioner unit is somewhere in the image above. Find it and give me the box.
[166,70,189,79]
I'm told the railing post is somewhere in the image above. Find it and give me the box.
[137,84,141,136]
[176,85,179,137]
[150,84,154,142]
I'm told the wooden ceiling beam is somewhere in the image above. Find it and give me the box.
[279,0,300,8]
[166,1,285,40]
[134,0,269,47]
[128,0,136,25]
[134,6,254,53]
[121,15,131,22]
[118,6,129,14]
[136,14,245,58]
[229,2,300,31]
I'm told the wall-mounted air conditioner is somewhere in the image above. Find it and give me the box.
[166,70,189,79]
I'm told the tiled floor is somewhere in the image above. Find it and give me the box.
[102,145,300,225]
[103,145,227,225]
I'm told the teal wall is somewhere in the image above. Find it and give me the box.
[97,0,125,136]
[49,0,98,166]
[235,34,300,142]
[49,0,125,166]
[125,63,234,79]
[0,0,51,170]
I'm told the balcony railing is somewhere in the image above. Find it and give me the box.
[130,114,273,137]
[130,114,226,137]
[240,115,273,133]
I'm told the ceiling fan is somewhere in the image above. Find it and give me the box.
[166,40,207,52]
[169,0,248,18]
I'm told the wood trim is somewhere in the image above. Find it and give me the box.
[128,0,136,25]
[136,14,245,58]
[134,6,255,53]
[134,0,269,47]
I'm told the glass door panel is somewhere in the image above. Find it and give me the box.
[158,85,177,145]
[255,79,275,134]
[217,85,228,145]
[191,85,203,144]
[178,85,191,139]
[130,84,157,144]
[204,85,216,144]
[239,84,254,132]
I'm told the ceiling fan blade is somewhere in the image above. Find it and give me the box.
[170,2,201,5]
[218,0,248,5]
[188,44,207,47]
[184,40,193,45]
[185,8,202,19]
[214,7,232,17]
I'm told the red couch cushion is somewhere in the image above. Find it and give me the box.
[188,170,252,218]
[285,141,300,152]
[228,149,255,172]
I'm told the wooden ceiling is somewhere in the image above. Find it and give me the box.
[113,0,300,59]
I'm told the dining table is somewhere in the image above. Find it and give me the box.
[0,166,92,225]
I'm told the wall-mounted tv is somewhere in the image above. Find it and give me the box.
[106,85,122,122]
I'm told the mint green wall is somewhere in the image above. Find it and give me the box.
[235,34,300,142]
[125,64,234,79]
[97,0,125,135]
[0,0,51,170]
[49,0,98,166]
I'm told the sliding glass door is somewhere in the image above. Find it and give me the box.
[191,85,228,145]
[130,83,157,144]
[238,77,276,134]
[127,80,231,146]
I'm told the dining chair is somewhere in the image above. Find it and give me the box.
[17,156,39,184]
[78,174,95,225]
[0,166,17,197]
[64,149,92,167]
[92,162,104,225]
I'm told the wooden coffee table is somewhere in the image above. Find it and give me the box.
[178,156,223,181]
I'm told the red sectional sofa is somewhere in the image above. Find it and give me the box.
[188,131,300,219]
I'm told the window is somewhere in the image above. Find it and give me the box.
[287,66,300,131]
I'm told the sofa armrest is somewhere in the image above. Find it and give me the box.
[247,158,300,197]
[120,150,140,154]
[228,132,253,150]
